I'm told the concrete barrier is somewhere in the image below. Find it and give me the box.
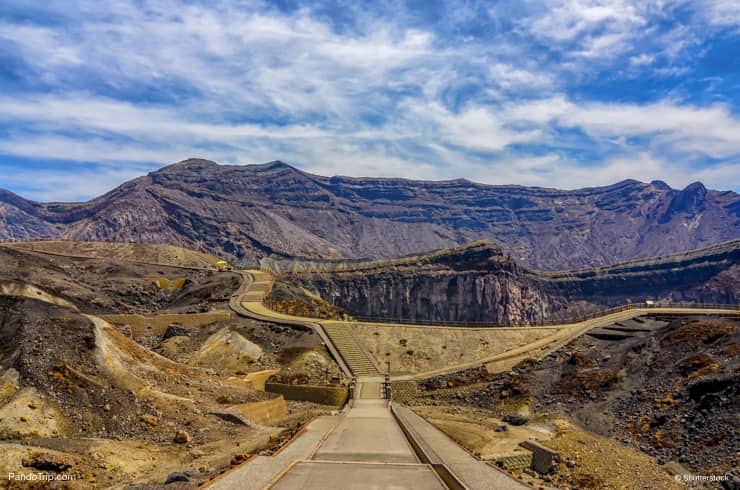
[228,397,288,426]
[264,383,349,407]
[244,370,280,391]
[520,440,560,474]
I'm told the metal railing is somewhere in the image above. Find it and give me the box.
[261,300,739,328]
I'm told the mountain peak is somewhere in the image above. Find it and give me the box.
[2,160,737,271]
[153,158,220,174]
[661,181,709,222]
[682,181,707,194]
[650,180,672,191]
[253,160,303,173]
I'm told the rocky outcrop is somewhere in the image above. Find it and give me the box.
[271,239,740,324]
[661,181,707,220]
[1,159,738,270]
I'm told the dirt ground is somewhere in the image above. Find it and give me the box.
[0,245,341,488]
[409,315,739,489]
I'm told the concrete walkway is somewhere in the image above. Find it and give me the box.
[313,400,417,464]
[393,404,530,490]
[207,416,340,490]
[271,461,447,490]
[268,398,445,489]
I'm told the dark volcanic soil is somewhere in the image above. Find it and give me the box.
[412,315,739,477]
[0,245,241,315]
[0,245,340,487]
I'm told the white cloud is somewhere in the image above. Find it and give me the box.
[504,97,740,160]
[0,0,738,199]
[488,63,553,90]
[697,0,740,27]
[0,23,82,67]
[522,0,648,59]
[629,53,654,66]
[0,165,152,202]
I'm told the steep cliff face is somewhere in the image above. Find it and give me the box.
[268,242,557,324]
[272,240,740,325]
[307,269,552,325]
[1,159,738,270]
[540,239,740,305]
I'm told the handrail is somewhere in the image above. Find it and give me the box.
[261,300,739,328]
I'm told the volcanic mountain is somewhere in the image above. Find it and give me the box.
[1,159,738,270]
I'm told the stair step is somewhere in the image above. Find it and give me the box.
[322,326,382,377]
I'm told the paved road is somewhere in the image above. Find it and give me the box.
[393,404,529,489]
[211,396,451,490]
[235,268,738,380]
[271,461,447,490]
[313,400,417,464]
[207,416,341,490]
[266,397,448,490]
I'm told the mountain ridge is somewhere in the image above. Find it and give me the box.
[272,238,740,324]
[1,158,738,270]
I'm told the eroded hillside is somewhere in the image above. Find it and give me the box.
[0,244,342,487]
[405,316,739,489]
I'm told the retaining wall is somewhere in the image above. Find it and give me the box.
[230,396,288,426]
[390,380,418,402]
[264,383,349,406]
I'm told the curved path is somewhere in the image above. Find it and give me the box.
[233,269,738,380]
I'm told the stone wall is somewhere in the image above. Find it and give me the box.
[264,382,349,407]
[390,380,418,402]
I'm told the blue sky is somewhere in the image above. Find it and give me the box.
[0,0,739,201]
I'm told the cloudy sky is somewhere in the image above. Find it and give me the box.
[1,0,739,201]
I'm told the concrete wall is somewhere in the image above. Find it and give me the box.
[390,380,418,402]
[101,311,231,337]
[520,440,560,474]
[244,370,280,391]
[265,383,349,407]
[231,397,288,426]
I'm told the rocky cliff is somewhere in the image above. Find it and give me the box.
[268,240,740,325]
[1,159,738,270]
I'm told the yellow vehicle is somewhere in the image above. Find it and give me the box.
[215,260,233,271]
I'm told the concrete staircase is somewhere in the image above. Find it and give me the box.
[321,323,382,377]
